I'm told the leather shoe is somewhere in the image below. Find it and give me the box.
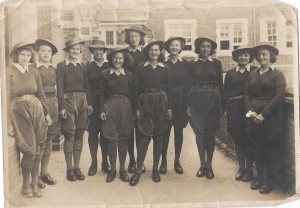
[31,183,42,197]
[235,169,245,181]
[259,184,273,194]
[142,165,146,173]
[206,168,214,179]
[152,170,161,182]
[119,170,129,182]
[74,168,85,180]
[41,174,57,185]
[88,164,98,176]
[159,162,167,174]
[38,176,45,189]
[196,167,206,177]
[129,173,141,186]
[250,179,263,190]
[66,169,77,181]
[106,170,116,182]
[102,163,110,174]
[174,162,183,174]
[128,162,136,173]
[21,184,33,198]
[242,169,253,182]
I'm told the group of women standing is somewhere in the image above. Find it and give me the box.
[7,25,286,198]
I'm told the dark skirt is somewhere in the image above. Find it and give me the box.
[246,99,284,144]
[170,86,188,128]
[189,85,221,132]
[226,98,248,144]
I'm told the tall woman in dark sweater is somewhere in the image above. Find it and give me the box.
[99,48,134,183]
[159,37,190,174]
[245,43,286,194]
[188,37,223,180]
[56,39,93,182]
[223,46,256,182]
[7,41,52,197]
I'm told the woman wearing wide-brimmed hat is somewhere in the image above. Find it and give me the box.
[123,26,147,173]
[245,42,286,194]
[86,39,110,176]
[56,38,94,182]
[223,45,257,182]
[31,39,59,189]
[7,41,52,197]
[159,37,190,175]
[99,48,134,183]
[188,37,223,180]
[129,40,172,186]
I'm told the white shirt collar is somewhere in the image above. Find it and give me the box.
[256,65,275,74]
[235,64,251,72]
[165,56,183,62]
[110,68,125,76]
[36,60,52,69]
[194,56,213,62]
[13,63,29,74]
[143,61,165,69]
[65,58,82,66]
[127,46,142,52]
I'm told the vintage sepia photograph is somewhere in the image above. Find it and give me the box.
[0,0,299,207]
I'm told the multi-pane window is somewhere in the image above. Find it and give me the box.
[233,23,243,49]
[62,10,73,21]
[267,21,277,47]
[286,21,293,48]
[104,30,125,46]
[81,27,90,35]
[106,31,114,45]
[63,28,77,39]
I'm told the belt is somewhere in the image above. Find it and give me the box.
[109,94,127,99]
[142,87,163,93]
[45,93,56,98]
[64,92,85,99]
[251,96,271,101]
[228,95,244,101]
[11,94,35,103]
[193,83,217,88]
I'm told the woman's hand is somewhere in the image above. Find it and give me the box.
[8,125,15,137]
[45,114,53,126]
[135,110,140,121]
[223,112,227,121]
[187,107,192,117]
[100,112,106,121]
[255,114,265,124]
[166,109,173,121]
[60,109,67,119]
[88,105,93,116]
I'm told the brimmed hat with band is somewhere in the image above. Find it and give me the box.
[124,26,146,37]
[10,41,37,57]
[35,39,58,55]
[107,48,126,62]
[143,40,164,57]
[251,42,279,56]
[63,38,85,52]
[88,40,109,52]
[164,36,186,51]
[232,45,252,58]
[194,37,217,51]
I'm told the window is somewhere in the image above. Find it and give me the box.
[164,19,197,53]
[116,31,124,45]
[286,25,293,48]
[64,28,77,39]
[62,10,73,21]
[81,27,90,35]
[106,31,114,45]
[267,21,276,47]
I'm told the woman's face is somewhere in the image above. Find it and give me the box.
[17,49,32,66]
[112,52,124,69]
[129,31,141,47]
[237,52,251,66]
[169,40,181,55]
[68,44,81,59]
[148,44,161,61]
[92,48,105,61]
[256,49,271,66]
[37,45,52,63]
[199,41,211,58]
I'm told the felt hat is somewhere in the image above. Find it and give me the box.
[10,41,37,57]
[251,42,279,56]
[63,38,85,51]
[124,26,146,37]
[143,40,164,57]
[164,36,186,51]
[35,38,58,55]
[194,37,217,52]
[88,39,109,52]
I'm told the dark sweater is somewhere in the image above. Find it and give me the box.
[99,69,133,112]
[56,60,93,110]
[123,48,145,74]
[244,68,286,118]
[31,62,56,95]
[134,62,172,111]
[223,65,257,108]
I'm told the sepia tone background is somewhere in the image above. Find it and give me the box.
[0,0,299,207]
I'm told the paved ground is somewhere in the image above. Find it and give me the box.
[11,125,293,208]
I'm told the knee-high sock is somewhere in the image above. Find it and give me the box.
[196,130,206,167]
[99,132,109,165]
[107,140,117,171]
[118,140,128,171]
[205,131,216,169]
[136,135,150,173]
[64,134,74,170]
[174,127,183,163]
[88,132,99,166]
[32,142,46,184]
[235,143,246,170]
[127,130,135,163]
[153,136,163,170]
[73,137,83,169]
[41,139,52,176]
[161,124,172,164]
[21,153,35,185]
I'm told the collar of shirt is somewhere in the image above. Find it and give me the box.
[109,68,125,76]
[165,56,183,62]
[13,63,29,74]
[256,65,275,74]
[65,58,82,66]
[90,60,106,68]
[194,56,213,62]
[36,60,52,69]
[143,61,165,69]
[235,64,251,73]
[127,46,142,52]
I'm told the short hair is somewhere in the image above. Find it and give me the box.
[144,51,165,62]
[233,51,254,63]
[194,41,213,55]
[65,44,83,54]
[88,47,107,54]
[253,47,277,63]
[166,39,185,54]
[108,51,126,68]
[124,31,145,46]
[36,45,53,55]
[11,46,36,63]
